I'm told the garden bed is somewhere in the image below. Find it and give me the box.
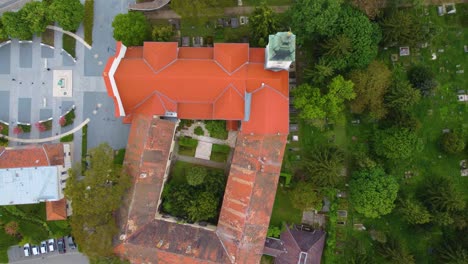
[205,120,228,140]
[0,122,9,146]
[177,136,198,157]
[41,28,55,47]
[35,119,53,132]
[84,0,94,45]
[59,107,76,127]
[60,134,74,142]
[62,34,76,58]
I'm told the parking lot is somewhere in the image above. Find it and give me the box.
[8,239,88,264]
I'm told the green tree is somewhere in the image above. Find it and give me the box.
[161,183,192,217]
[289,182,322,210]
[267,226,282,238]
[377,236,415,264]
[441,132,466,154]
[385,78,421,112]
[350,0,381,19]
[303,58,335,84]
[249,2,278,47]
[349,60,392,119]
[374,127,423,160]
[187,192,218,222]
[0,19,8,40]
[21,1,49,34]
[322,34,352,58]
[398,198,431,225]
[48,0,84,31]
[303,146,345,187]
[293,75,355,127]
[420,176,466,213]
[112,12,150,46]
[349,167,399,218]
[151,25,173,41]
[436,243,468,264]
[65,143,131,258]
[4,221,19,236]
[323,5,381,70]
[1,11,33,39]
[290,0,342,43]
[186,166,207,186]
[408,65,438,95]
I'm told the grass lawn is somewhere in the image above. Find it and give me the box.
[41,28,54,47]
[269,185,302,227]
[62,34,76,58]
[210,144,230,162]
[178,137,198,157]
[243,0,293,6]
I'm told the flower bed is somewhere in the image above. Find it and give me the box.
[16,124,31,133]
[59,107,76,127]
[0,122,9,146]
[35,119,52,132]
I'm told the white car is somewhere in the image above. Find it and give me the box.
[40,241,47,254]
[23,243,31,257]
[31,245,39,256]
[47,239,55,252]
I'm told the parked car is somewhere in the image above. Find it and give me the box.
[67,236,76,249]
[23,243,31,257]
[47,239,55,252]
[40,241,47,254]
[57,238,66,254]
[31,245,40,256]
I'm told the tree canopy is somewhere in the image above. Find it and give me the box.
[187,192,218,222]
[303,146,345,187]
[374,127,423,160]
[440,131,465,154]
[151,25,173,42]
[112,12,150,46]
[289,182,322,210]
[249,2,278,47]
[65,143,131,258]
[186,166,207,186]
[385,77,421,113]
[408,65,438,95]
[293,75,355,127]
[1,11,33,40]
[48,0,84,31]
[398,198,431,225]
[349,167,399,218]
[349,60,392,119]
[21,1,50,34]
[289,0,342,42]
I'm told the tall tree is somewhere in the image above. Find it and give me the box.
[112,12,151,46]
[349,167,399,218]
[1,11,33,39]
[289,0,343,43]
[65,144,131,258]
[21,1,50,34]
[377,236,415,264]
[398,198,431,225]
[151,25,173,42]
[249,2,278,47]
[186,166,207,186]
[48,0,84,31]
[322,34,352,58]
[187,192,219,222]
[349,60,392,119]
[408,65,438,95]
[322,5,381,71]
[420,176,466,213]
[303,58,335,85]
[293,75,355,127]
[289,182,322,210]
[0,19,8,40]
[373,127,423,160]
[440,131,466,154]
[303,146,344,187]
[385,78,421,113]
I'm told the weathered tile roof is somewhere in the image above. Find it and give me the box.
[46,198,67,221]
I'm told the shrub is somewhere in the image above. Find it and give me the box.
[194,126,204,136]
[441,132,465,154]
[13,126,23,135]
[60,134,74,142]
[83,0,94,45]
[35,122,47,132]
[186,166,207,186]
[205,121,228,139]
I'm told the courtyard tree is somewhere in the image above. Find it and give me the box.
[349,60,392,119]
[289,182,322,210]
[440,131,466,154]
[373,127,423,160]
[349,167,399,218]
[249,2,278,47]
[187,191,219,222]
[65,143,131,258]
[21,1,49,34]
[151,25,173,42]
[48,0,84,31]
[186,166,207,186]
[408,65,438,95]
[322,5,381,71]
[303,146,345,187]
[1,11,33,40]
[289,0,342,43]
[293,75,355,128]
[112,12,150,46]
[398,198,431,225]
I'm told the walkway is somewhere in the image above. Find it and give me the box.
[0,0,31,15]
[46,25,92,50]
[176,154,225,169]
[178,129,237,148]
[0,118,90,143]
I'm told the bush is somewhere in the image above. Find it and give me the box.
[205,121,228,139]
[212,144,230,154]
[186,166,207,186]
[0,123,8,146]
[441,132,465,154]
[408,65,437,95]
[83,0,94,45]
[179,137,198,148]
[194,126,204,136]
[60,134,74,142]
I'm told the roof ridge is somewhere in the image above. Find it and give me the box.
[251,83,289,100]
[285,225,302,252]
[41,145,51,165]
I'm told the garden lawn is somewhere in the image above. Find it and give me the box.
[269,185,302,227]
[178,137,198,157]
[210,144,230,162]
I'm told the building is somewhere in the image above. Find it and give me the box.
[103,33,295,264]
[264,225,326,264]
[0,143,72,221]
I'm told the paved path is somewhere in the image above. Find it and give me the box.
[178,129,237,148]
[46,25,92,50]
[176,155,225,169]
[0,0,31,15]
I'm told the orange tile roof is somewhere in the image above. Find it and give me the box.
[103,42,289,135]
[0,144,64,168]
[46,199,67,221]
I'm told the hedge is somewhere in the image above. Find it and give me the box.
[83,0,94,45]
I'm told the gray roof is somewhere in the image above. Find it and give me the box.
[0,166,60,205]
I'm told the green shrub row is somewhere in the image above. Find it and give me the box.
[60,134,74,142]
[83,0,94,45]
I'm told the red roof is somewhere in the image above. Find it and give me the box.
[0,144,64,168]
[103,42,289,134]
[46,199,67,221]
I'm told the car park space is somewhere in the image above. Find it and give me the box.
[8,236,80,263]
